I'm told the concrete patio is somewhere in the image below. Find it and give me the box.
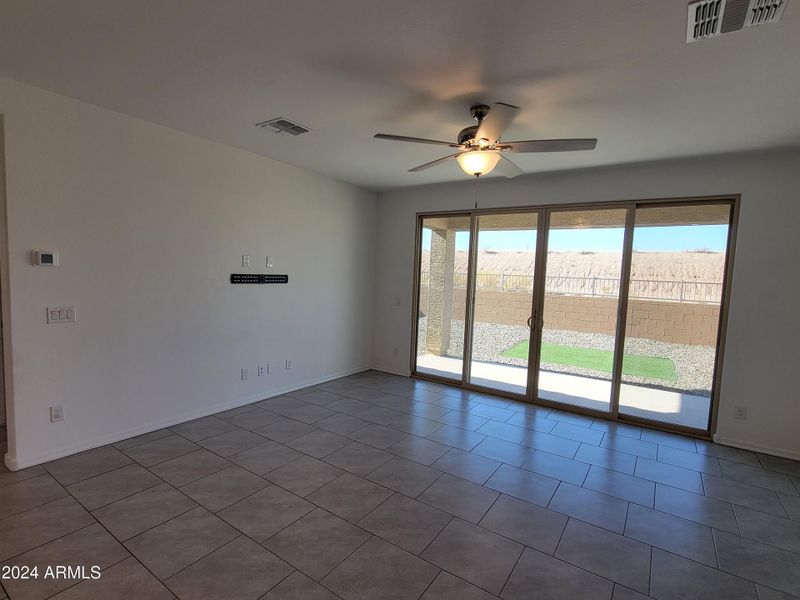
[416,354,710,430]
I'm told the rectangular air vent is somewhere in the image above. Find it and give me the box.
[687,0,725,41]
[255,118,310,136]
[745,0,787,25]
[687,0,788,42]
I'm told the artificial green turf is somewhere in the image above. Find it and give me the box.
[502,340,677,381]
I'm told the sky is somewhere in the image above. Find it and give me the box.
[422,225,729,252]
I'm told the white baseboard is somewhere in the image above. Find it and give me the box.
[370,365,411,377]
[712,435,800,461]
[4,365,371,471]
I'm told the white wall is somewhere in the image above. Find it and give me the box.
[0,76,377,469]
[373,151,800,460]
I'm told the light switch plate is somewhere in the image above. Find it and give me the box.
[47,306,76,324]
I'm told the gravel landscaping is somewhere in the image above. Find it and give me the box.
[417,316,715,396]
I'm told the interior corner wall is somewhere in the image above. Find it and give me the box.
[372,150,800,460]
[0,76,377,470]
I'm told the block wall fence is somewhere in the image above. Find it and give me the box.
[418,287,720,346]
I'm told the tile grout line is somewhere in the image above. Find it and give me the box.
[139,451,332,592]
[0,520,99,573]
[656,546,766,595]
[711,527,722,570]
[43,456,136,488]
[315,532,374,585]
[415,514,455,558]
[536,515,634,598]
[497,541,526,599]
[45,472,188,596]
[39,544,133,600]
[622,499,632,536]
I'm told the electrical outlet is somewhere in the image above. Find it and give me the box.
[285,359,292,370]
[241,368,249,381]
[241,255,251,268]
[266,256,273,268]
[734,406,748,420]
[267,363,273,374]
[50,405,64,423]
[257,364,266,376]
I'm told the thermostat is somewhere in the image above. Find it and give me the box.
[32,251,59,266]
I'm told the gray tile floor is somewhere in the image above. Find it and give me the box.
[1,371,799,599]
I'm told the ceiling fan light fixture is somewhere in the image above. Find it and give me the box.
[457,150,501,176]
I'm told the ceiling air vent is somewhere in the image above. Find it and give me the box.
[745,0,788,25]
[255,118,311,136]
[687,0,725,41]
[687,0,788,42]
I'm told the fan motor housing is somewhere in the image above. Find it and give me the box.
[457,125,479,145]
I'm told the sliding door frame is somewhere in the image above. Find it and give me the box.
[615,198,739,436]
[409,194,739,440]
[466,208,545,396]
[528,203,635,418]
[609,206,637,420]
[461,215,480,386]
[524,209,549,400]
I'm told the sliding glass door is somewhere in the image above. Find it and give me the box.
[411,198,735,435]
[415,215,471,381]
[618,203,733,430]
[535,208,628,413]
[467,212,540,395]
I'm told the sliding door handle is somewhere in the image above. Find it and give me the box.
[527,315,534,328]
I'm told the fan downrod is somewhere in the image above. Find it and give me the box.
[469,104,491,122]
[458,104,492,145]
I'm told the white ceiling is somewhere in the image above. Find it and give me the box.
[0,0,798,191]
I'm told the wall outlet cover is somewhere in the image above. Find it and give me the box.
[50,405,64,422]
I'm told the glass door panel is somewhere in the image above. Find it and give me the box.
[536,208,628,412]
[415,215,472,381]
[468,212,539,395]
[619,203,732,431]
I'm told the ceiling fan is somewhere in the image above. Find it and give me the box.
[374,102,597,178]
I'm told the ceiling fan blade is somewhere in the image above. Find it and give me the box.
[374,133,459,147]
[495,155,524,178]
[408,152,463,172]
[475,102,519,145]
[501,138,598,153]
